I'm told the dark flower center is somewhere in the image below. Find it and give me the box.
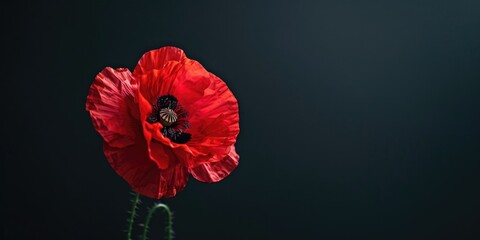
[147,95,191,144]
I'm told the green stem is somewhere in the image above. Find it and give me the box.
[141,203,174,240]
[127,192,140,240]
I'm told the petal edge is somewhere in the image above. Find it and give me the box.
[190,146,239,183]
[133,46,187,76]
[86,67,139,148]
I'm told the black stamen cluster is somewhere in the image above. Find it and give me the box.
[147,95,191,144]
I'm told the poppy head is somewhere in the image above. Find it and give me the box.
[86,47,240,199]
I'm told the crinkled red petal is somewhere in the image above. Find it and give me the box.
[136,59,210,107]
[103,136,189,199]
[157,164,189,198]
[133,46,187,76]
[182,72,240,167]
[190,146,239,183]
[86,67,139,148]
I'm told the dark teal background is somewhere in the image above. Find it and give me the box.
[3,0,480,239]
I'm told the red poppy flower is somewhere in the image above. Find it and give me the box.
[86,46,240,199]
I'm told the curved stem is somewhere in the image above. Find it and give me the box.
[127,192,140,240]
[141,203,174,240]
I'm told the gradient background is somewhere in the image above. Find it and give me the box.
[2,0,480,239]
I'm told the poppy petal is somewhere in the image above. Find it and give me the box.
[169,60,211,106]
[136,60,210,108]
[133,46,187,76]
[190,146,239,183]
[157,164,189,198]
[103,138,160,198]
[103,135,189,199]
[86,67,139,148]
[183,72,240,167]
